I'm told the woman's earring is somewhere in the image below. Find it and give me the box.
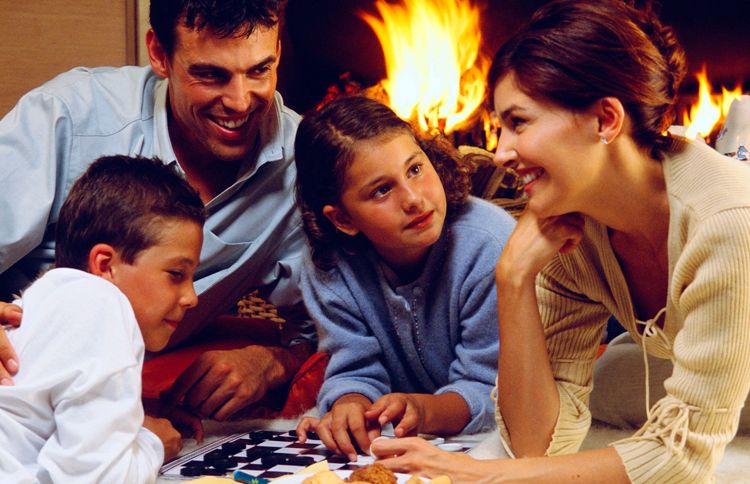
[600,137,609,145]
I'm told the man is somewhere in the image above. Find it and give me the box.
[0,0,314,421]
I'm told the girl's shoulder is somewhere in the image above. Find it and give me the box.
[448,196,516,239]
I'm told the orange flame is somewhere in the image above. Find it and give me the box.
[359,0,489,140]
[682,66,743,140]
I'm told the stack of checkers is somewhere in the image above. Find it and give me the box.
[159,429,476,480]
[236,291,286,327]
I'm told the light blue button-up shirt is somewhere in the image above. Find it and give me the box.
[0,65,314,347]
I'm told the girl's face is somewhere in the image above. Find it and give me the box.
[324,132,447,269]
[492,74,603,218]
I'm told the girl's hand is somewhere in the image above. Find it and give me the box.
[295,416,320,443]
[365,393,424,437]
[312,394,381,461]
[497,211,584,282]
[371,436,487,481]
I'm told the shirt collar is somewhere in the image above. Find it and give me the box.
[151,77,179,169]
[236,91,286,181]
[151,79,286,187]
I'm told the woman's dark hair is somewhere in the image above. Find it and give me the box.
[488,0,687,157]
[294,95,470,270]
[150,0,287,56]
[55,155,206,271]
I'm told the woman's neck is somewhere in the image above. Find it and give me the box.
[585,141,669,248]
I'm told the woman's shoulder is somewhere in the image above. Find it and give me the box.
[665,137,750,218]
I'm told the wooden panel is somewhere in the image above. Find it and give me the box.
[0,0,136,116]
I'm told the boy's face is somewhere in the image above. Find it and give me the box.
[110,219,203,352]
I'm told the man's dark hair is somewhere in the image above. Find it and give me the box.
[55,155,206,271]
[150,0,287,56]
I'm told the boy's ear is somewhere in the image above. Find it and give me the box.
[88,243,118,281]
[593,96,625,144]
[322,205,359,237]
[146,28,170,78]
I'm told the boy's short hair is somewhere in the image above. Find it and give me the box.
[150,0,287,56]
[55,155,206,271]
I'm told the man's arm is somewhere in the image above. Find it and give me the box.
[0,302,22,384]
[162,339,313,420]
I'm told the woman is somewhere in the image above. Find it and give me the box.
[370,0,750,481]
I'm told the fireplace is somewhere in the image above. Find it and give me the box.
[279,0,750,129]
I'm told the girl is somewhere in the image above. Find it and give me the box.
[293,95,516,461]
[370,0,750,482]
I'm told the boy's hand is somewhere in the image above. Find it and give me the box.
[314,394,381,461]
[145,397,204,444]
[0,302,22,385]
[365,393,424,437]
[143,415,183,462]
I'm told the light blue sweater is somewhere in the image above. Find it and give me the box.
[300,197,515,433]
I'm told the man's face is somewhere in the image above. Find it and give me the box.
[149,23,280,164]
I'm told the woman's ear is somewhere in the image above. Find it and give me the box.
[88,243,117,281]
[594,97,625,144]
[146,28,170,78]
[322,205,359,237]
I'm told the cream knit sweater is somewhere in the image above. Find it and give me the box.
[494,138,750,482]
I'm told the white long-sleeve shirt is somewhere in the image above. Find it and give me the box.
[0,268,163,483]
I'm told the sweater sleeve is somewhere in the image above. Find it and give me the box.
[437,260,500,434]
[300,259,392,412]
[494,254,611,457]
[612,208,750,483]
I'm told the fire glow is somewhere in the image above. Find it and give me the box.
[359,0,490,142]
[682,66,743,141]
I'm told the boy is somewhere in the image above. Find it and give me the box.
[0,155,206,483]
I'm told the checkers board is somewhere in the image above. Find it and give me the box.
[159,429,476,480]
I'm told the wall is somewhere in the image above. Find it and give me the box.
[0,0,139,116]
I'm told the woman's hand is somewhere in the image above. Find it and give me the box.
[301,393,381,461]
[371,437,493,482]
[497,211,584,283]
[365,393,424,437]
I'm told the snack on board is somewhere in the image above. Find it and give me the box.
[347,463,397,484]
[302,470,346,484]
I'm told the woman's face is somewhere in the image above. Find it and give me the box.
[492,74,603,218]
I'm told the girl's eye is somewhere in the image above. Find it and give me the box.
[408,163,423,176]
[371,184,391,199]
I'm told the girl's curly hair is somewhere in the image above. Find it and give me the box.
[294,95,470,270]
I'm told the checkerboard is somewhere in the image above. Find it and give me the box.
[159,429,475,480]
